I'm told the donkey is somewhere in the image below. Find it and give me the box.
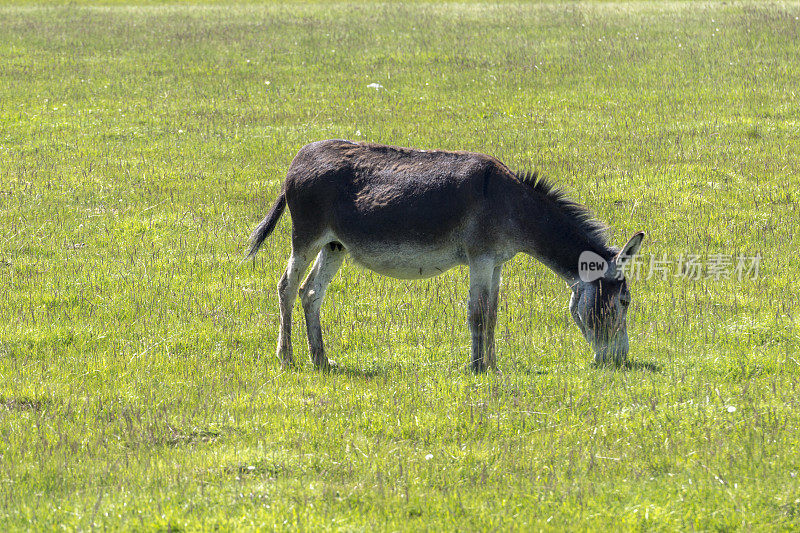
[246,140,644,372]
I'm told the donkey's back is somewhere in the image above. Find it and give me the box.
[287,140,505,242]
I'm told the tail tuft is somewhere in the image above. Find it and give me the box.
[245,192,286,260]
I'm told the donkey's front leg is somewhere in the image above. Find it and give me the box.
[276,249,313,368]
[299,244,345,370]
[483,264,503,370]
[468,257,498,372]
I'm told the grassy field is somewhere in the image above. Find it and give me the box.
[1,1,800,530]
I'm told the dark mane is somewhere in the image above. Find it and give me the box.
[514,170,611,252]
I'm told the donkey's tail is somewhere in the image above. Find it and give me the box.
[245,192,287,260]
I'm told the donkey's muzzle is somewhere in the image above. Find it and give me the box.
[593,332,629,365]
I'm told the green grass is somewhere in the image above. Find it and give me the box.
[2,1,800,530]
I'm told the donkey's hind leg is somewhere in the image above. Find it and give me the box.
[299,243,346,369]
[276,248,315,368]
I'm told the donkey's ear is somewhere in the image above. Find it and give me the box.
[614,231,645,267]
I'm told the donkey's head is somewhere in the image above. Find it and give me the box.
[569,232,645,365]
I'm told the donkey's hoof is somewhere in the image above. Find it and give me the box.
[465,361,488,374]
[483,360,500,375]
[315,358,338,372]
[277,353,296,369]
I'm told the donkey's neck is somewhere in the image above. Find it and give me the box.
[510,180,616,283]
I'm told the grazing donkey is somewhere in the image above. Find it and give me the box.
[247,140,644,372]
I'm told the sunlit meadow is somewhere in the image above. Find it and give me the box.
[1,1,800,530]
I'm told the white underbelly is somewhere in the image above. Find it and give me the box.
[347,243,466,279]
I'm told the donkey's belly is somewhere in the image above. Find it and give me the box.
[347,243,466,280]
